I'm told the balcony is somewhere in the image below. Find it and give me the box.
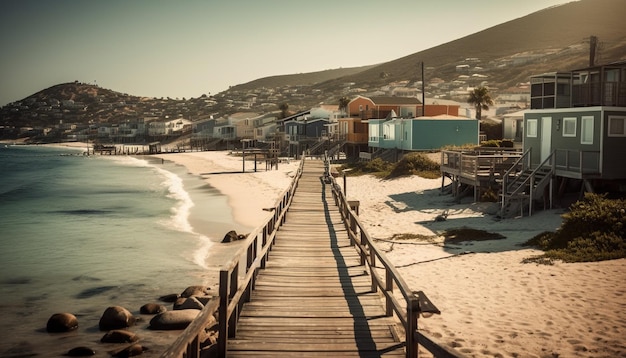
[572,81,626,107]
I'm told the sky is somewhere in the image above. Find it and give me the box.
[0,0,572,107]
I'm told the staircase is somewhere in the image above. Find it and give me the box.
[500,150,555,217]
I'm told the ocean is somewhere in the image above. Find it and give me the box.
[0,145,248,357]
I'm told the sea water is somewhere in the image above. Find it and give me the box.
[0,145,247,356]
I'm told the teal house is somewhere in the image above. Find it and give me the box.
[368,113,479,151]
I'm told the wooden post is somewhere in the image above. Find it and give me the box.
[406,297,420,358]
[218,270,229,356]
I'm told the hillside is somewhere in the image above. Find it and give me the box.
[2,0,625,132]
[239,0,625,98]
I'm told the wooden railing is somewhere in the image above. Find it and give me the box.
[324,156,461,358]
[160,157,305,358]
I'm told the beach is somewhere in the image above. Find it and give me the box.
[158,150,626,358]
[20,144,624,357]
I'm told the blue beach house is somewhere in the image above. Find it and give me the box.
[368,112,479,151]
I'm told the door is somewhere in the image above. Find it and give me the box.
[540,116,552,162]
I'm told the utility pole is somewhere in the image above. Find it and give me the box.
[589,35,598,67]
[421,62,425,116]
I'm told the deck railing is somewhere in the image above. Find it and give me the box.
[160,157,305,358]
[324,156,461,358]
[554,149,601,176]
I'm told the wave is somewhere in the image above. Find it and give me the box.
[122,157,214,269]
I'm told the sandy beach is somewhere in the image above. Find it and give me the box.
[154,150,625,358]
[36,145,625,357]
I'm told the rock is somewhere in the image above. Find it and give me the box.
[100,329,139,343]
[99,306,135,331]
[221,230,238,243]
[149,309,201,330]
[46,313,78,333]
[221,230,247,243]
[66,346,96,356]
[110,344,147,357]
[158,293,179,302]
[180,285,210,298]
[139,303,166,314]
[174,297,204,310]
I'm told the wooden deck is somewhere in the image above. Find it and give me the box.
[227,160,405,357]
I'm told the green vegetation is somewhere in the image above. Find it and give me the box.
[524,193,626,263]
[339,153,440,179]
[479,139,514,148]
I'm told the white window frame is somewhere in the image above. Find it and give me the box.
[581,116,594,144]
[562,117,577,137]
[608,115,626,137]
[526,119,538,138]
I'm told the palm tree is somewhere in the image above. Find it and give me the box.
[279,103,289,119]
[338,96,350,114]
[467,86,493,120]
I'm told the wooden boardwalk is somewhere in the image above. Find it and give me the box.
[227,160,405,357]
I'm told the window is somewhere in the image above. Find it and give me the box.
[581,116,594,144]
[369,124,379,141]
[527,119,538,137]
[562,117,577,137]
[383,123,394,140]
[608,116,626,137]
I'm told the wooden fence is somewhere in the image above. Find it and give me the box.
[325,159,461,358]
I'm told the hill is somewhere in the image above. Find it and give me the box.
[2,0,625,132]
[228,0,626,102]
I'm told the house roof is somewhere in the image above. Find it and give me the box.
[417,114,472,120]
[502,110,527,118]
[368,96,422,105]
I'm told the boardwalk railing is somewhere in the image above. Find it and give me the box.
[324,155,461,358]
[162,155,461,357]
[160,157,306,358]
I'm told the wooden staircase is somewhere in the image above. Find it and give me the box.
[500,149,555,217]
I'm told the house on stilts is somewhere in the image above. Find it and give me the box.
[441,61,626,217]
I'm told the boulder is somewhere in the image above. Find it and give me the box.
[174,297,204,311]
[65,346,96,356]
[149,309,201,330]
[46,313,78,333]
[139,303,166,314]
[158,293,179,302]
[180,286,210,298]
[99,306,135,331]
[221,230,247,243]
[110,344,147,357]
[100,329,139,343]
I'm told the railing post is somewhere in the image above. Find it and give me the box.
[385,270,394,316]
[229,263,239,338]
[360,230,367,266]
[218,270,228,356]
[406,297,420,358]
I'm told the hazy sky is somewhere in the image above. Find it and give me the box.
[0,0,571,106]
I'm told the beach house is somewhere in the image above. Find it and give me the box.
[339,96,423,158]
[496,60,626,215]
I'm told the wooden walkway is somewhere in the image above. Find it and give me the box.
[227,160,405,357]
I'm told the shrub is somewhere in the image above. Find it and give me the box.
[523,193,626,262]
[387,153,440,179]
[480,139,501,147]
